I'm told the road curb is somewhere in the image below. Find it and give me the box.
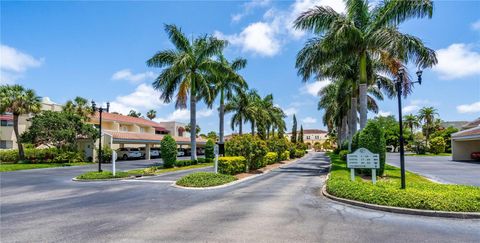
[321,183,480,219]
[72,176,135,182]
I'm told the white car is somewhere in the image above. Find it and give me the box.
[177,149,185,157]
[139,147,160,158]
[117,148,142,160]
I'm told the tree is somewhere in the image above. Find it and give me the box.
[244,90,262,136]
[211,55,247,145]
[298,125,304,143]
[206,131,218,141]
[21,111,98,150]
[291,114,297,143]
[373,115,407,149]
[147,24,228,160]
[418,106,438,146]
[0,85,41,161]
[403,114,420,142]
[63,96,92,120]
[294,0,437,131]
[146,110,157,120]
[128,110,141,118]
[225,91,249,135]
[185,124,201,135]
[160,135,177,168]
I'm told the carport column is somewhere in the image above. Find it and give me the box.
[146,144,151,160]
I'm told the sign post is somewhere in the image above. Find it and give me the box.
[346,148,380,184]
[112,150,117,176]
[214,144,219,174]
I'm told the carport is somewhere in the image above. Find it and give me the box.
[451,126,480,161]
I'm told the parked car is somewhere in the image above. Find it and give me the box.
[117,147,142,160]
[471,152,480,161]
[139,147,160,158]
[177,148,185,157]
[182,148,191,156]
[151,147,161,158]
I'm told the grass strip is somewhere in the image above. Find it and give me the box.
[76,171,131,180]
[127,162,213,176]
[176,172,236,187]
[326,153,480,212]
[405,153,452,157]
[0,162,91,172]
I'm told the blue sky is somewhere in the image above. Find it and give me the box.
[1,0,479,135]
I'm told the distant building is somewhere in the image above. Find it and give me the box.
[441,121,468,130]
[451,117,480,161]
[286,129,328,148]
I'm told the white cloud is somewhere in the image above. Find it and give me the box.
[0,44,43,84]
[300,79,331,97]
[231,0,271,23]
[302,116,317,124]
[432,43,480,80]
[109,83,166,114]
[402,99,432,114]
[376,110,392,117]
[216,0,345,57]
[112,69,156,83]
[471,19,480,31]
[283,107,298,116]
[457,101,480,114]
[155,108,214,122]
[41,97,57,104]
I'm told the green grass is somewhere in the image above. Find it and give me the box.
[127,162,213,176]
[176,172,237,187]
[76,171,131,180]
[326,153,480,212]
[406,153,452,157]
[0,162,91,172]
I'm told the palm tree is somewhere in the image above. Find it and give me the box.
[64,96,92,120]
[225,91,249,135]
[211,55,247,145]
[0,85,41,160]
[294,0,437,130]
[147,24,228,160]
[146,110,156,120]
[418,106,438,146]
[244,90,263,136]
[403,114,420,141]
[128,110,141,118]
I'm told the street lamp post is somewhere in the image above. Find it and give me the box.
[91,101,110,172]
[396,68,422,189]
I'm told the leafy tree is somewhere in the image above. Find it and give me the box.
[429,136,446,154]
[372,115,407,149]
[225,134,267,172]
[205,139,215,161]
[431,126,458,153]
[128,110,142,118]
[63,96,92,120]
[147,24,228,160]
[291,114,297,143]
[418,106,439,146]
[160,135,177,168]
[146,110,156,120]
[21,111,98,150]
[185,124,201,135]
[299,125,304,143]
[206,131,218,141]
[358,120,386,176]
[0,85,42,160]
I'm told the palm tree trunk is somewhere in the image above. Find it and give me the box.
[219,89,225,144]
[13,114,25,161]
[251,121,255,136]
[359,51,368,130]
[239,116,243,135]
[341,115,348,145]
[349,97,357,151]
[190,93,197,161]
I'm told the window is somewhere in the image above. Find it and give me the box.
[0,140,12,149]
[306,136,311,140]
[315,136,319,139]
[120,125,129,132]
[1,120,13,126]
[140,127,145,133]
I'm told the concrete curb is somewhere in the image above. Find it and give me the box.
[172,155,309,190]
[321,183,480,219]
[72,176,135,182]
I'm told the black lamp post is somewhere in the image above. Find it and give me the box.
[396,68,422,189]
[91,101,110,172]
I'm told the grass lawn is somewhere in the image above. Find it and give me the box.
[406,153,452,157]
[0,162,92,172]
[76,171,131,180]
[327,153,480,212]
[127,162,213,175]
[176,172,236,187]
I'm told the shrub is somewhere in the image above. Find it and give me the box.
[0,147,85,163]
[225,134,267,171]
[267,137,289,161]
[358,120,386,176]
[296,142,308,151]
[205,139,215,161]
[218,156,246,175]
[339,150,349,160]
[97,146,112,163]
[294,149,305,158]
[161,135,177,168]
[429,137,446,154]
[264,152,278,165]
[280,150,290,161]
[351,132,360,151]
[197,158,213,164]
[415,141,427,155]
[0,149,19,162]
[176,172,236,187]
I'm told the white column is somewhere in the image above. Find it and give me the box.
[146,144,151,160]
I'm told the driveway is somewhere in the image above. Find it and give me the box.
[1,152,479,242]
[387,153,480,186]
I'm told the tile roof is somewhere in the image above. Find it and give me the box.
[106,131,206,143]
[91,112,164,128]
[462,118,480,130]
[0,114,13,121]
[452,126,480,139]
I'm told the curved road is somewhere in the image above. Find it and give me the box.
[1,152,479,242]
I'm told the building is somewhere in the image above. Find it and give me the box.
[286,129,328,148]
[441,121,468,130]
[0,102,63,149]
[451,118,480,161]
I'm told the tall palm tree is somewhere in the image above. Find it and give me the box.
[146,110,156,120]
[225,91,249,135]
[418,106,438,146]
[64,96,92,120]
[403,114,420,141]
[294,0,437,130]
[244,90,263,136]
[147,24,228,160]
[0,85,41,160]
[211,55,247,145]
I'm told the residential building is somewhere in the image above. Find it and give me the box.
[451,117,480,161]
[286,129,328,148]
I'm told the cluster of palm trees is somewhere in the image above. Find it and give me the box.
[404,106,439,146]
[294,0,438,148]
[147,24,286,160]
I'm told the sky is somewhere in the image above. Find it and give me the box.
[1,0,479,135]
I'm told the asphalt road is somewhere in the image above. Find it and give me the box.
[1,152,479,242]
[387,153,480,186]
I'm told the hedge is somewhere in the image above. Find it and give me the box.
[429,137,446,154]
[225,134,267,171]
[161,135,177,168]
[0,147,84,163]
[294,149,305,158]
[280,151,290,161]
[218,156,246,175]
[264,152,278,165]
[266,137,288,161]
[205,139,215,161]
[358,120,386,176]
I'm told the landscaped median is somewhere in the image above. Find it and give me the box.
[1,162,92,172]
[176,172,237,187]
[325,153,480,214]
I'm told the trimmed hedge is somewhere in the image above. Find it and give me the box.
[176,172,236,187]
[266,137,289,161]
[294,149,305,158]
[429,137,446,154]
[225,134,267,171]
[280,150,290,161]
[205,139,215,161]
[161,135,177,168]
[358,120,386,176]
[264,152,278,165]
[218,156,246,175]
[0,147,84,163]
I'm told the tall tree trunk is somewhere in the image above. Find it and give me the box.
[251,121,255,136]
[349,97,358,151]
[341,115,348,145]
[190,93,197,161]
[219,89,225,144]
[239,116,243,135]
[359,51,368,130]
[13,114,25,161]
